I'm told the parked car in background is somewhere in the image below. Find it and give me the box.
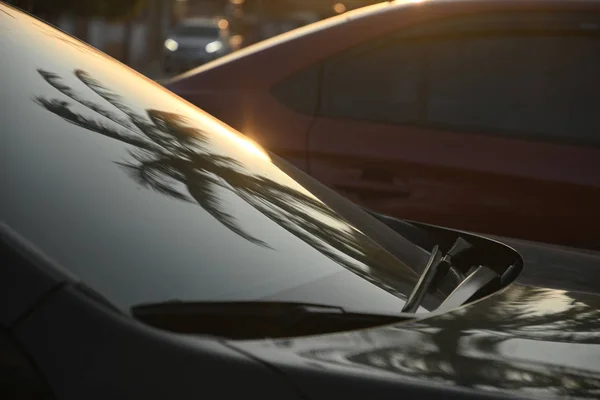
[165,0,600,251]
[4,3,600,400]
[163,17,230,74]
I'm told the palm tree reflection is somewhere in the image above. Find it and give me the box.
[297,286,600,398]
[33,68,600,398]
[34,68,415,299]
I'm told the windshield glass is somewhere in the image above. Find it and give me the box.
[173,25,220,37]
[1,6,436,315]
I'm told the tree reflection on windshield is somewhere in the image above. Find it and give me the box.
[34,68,418,300]
[293,285,600,398]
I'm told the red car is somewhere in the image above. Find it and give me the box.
[165,0,600,251]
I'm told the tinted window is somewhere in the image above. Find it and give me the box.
[272,64,321,115]
[0,331,54,399]
[427,34,600,144]
[321,39,422,124]
[319,12,600,145]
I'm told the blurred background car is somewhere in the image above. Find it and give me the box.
[163,17,231,74]
[5,0,358,79]
[164,0,600,251]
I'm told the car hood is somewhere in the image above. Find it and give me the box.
[229,243,600,399]
[1,3,433,314]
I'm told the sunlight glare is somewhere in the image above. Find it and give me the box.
[216,127,271,162]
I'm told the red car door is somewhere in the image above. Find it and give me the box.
[307,11,600,250]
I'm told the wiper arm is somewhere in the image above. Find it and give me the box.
[402,245,444,313]
[132,301,414,340]
[401,238,476,313]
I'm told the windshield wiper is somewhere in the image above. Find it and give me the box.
[401,237,476,313]
[402,245,444,313]
[132,301,414,340]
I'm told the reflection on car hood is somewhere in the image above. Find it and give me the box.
[1,4,423,313]
[491,236,600,295]
[230,246,600,399]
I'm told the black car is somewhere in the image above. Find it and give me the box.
[2,4,600,400]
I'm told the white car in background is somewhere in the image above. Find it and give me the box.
[163,18,230,74]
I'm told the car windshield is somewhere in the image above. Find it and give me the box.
[1,6,437,316]
[174,25,220,37]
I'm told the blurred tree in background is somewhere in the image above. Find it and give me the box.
[8,0,155,66]
[9,0,146,20]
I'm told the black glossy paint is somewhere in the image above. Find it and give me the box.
[2,4,600,400]
[231,244,600,399]
[0,4,440,314]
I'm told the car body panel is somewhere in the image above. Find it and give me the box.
[3,4,600,400]
[1,3,443,314]
[308,120,600,249]
[226,236,600,399]
[230,259,600,399]
[14,285,306,400]
[0,225,68,328]
[165,0,600,250]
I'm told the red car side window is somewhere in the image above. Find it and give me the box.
[318,11,600,146]
[426,34,600,145]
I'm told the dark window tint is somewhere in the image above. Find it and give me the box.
[402,12,600,37]
[318,12,600,145]
[427,35,600,144]
[320,40,422,124]
[272,64,321,115]
[0,331,54,399]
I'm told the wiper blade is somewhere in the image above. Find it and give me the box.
[401,238,476,313]
[402,245,444,313]
[132,301,414,339]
